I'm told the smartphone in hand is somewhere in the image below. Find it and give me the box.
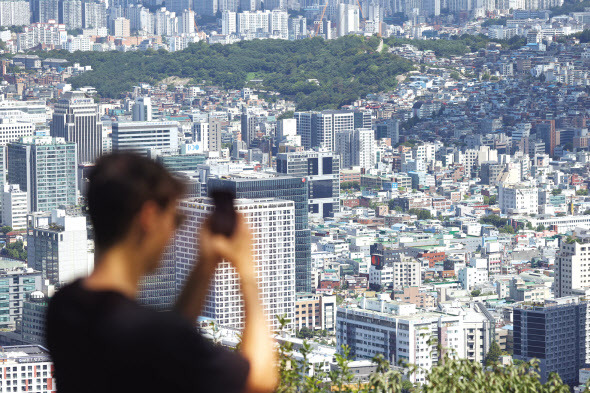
[209,190,237,237]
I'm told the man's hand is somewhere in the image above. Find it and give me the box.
[206,213,255,281]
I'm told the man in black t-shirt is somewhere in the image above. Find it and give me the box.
[46,153,278,393]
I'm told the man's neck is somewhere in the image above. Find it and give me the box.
[83,246,145,300]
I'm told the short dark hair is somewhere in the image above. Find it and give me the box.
[87,152,185,251]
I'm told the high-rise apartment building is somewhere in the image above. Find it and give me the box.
[27,209,91,287]
[276,150,340,218]
[83,1,107,29]
[0,0,31,27]
[178,9,195,34]
[111,121,179,156]
[50,91,103,164]
[173,198,295,330]
[514,297,590,387]
[2,184,27,229]
[208,173,311,293]
[7,136,77,213]
[335,128,375,170]
[113,17,130,36]
[222,10,236,35]
[60,0,83,29]
[36,0,59,23]
[354,128,375,171]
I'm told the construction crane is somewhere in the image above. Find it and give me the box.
[314,2,330,37]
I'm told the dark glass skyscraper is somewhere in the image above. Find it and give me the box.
[513,299,589,387]
[208,174,311,293]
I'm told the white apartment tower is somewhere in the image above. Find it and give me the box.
[354,128,375,171]
[173,198,296,331]
[0,0,31,27]
[2,184,27,229]
[179,9,195,35]
[555,232,590,298]
[27,209,91,286]
[222,10,236,35]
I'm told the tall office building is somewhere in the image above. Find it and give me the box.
[335,130,354,169]
[387,118,400,144]
[111,121,180,156]
[208,173,311,293]
[173,198,295,330]
[354,109,372,130]
[514,297,590,386]
[7,136,77,213]
[193,120,221,152]
[0,119,34,146]
[240,110,257,147]
[0,265,42,330]
[132,96,152,122]
[537,120,557,157]
[555,231,590,298]
[27,209,91,287]
[295,110,354,151]
[50,91,103,164]
[276,150,340,218]
[2,184,27,229]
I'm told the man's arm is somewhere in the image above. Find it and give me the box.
[204,214,279,393]
[238,259,279,393]
[174,253,217,322]
[175,219,222,321]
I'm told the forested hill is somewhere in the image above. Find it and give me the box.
[38,35,415,110]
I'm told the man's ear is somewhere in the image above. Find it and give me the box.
[137,201,160,236]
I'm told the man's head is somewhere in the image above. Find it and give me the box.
[87,153,185,272]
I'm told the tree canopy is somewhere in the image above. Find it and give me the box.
[38,35,414,110]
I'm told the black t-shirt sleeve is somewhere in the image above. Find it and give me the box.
[143,313,250,393]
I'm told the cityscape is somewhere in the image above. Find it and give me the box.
[0,0,588,391]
